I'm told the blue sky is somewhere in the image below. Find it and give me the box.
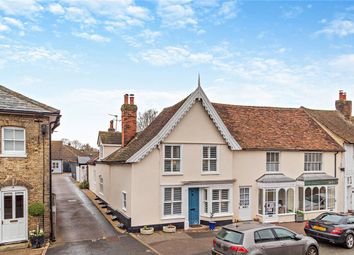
[0,0,353,146]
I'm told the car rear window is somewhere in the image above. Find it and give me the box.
[217,228,243,245]
[317,214,344,224]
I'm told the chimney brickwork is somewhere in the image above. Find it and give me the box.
[121,94,137,147]
[336,90,352,120]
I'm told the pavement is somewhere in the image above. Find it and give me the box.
[134,222,353,255]
[47,174,156,255]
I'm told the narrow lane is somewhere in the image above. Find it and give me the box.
[47,174,155,255]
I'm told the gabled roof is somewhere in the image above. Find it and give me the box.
[104,86,241,163]
[102,86,343,164]
[213,104,343,152]
[51,141,88,162]
[304,108,354,144]
[0,85,59,114]
[98,131,122,145]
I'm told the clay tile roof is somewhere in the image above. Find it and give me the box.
[51,141,88,162]
[102,98,343,163]
[212,103,343,152]
[304,108,354,144]
[103,98,187,162]
[98,131,122,145]
[0,84,59,114]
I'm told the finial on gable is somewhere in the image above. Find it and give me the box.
[198,73,201,88]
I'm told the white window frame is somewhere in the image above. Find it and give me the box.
[121,191,127,211]
[266,151,280,172]
[163,144,183,175]
[99,175,103,195]
[162,186,183,219]
[201,145,219,174]
[1,127,26,157]
[211,188,231,215]
[303,185,336,212]
[304,152,323,172]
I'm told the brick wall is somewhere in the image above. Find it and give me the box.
[0,114,51,238]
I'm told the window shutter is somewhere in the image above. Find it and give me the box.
[173,188,182,201]
[164,188,172,201]
[165,146,171,158]
[210,147,217,159]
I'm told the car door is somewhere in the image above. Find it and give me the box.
[272,228,304,255]
[254,229,282,255]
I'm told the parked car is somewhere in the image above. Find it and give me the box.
[304,212,354,249]
[212,223,319,255]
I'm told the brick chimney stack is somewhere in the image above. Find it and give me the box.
[121,94,137,147]
[336,90,352,120]
[108,120,115,132]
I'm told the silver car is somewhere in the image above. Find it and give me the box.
[212,223,319,255]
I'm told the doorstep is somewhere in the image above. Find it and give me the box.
[0,241,49,255]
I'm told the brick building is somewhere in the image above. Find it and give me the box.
[0,85,60,244]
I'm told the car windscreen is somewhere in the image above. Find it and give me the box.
[317,214,344,224]
[216,228,244,245]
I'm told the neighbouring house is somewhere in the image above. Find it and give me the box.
[88,86,345,232]
[75,156,91,183]
[0,85,60,244]
[304,90,354,213]
[51,140,87,174]
[97,120,122,160]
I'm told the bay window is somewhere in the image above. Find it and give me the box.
[303,186,335,212]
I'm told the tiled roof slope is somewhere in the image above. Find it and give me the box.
[213,103,343,151]
[103,99,343,163]
[52,141,88,162]
[103,98,187,162]
[98,131,122,145]
[304,108,354,143]
[0,85,59,114]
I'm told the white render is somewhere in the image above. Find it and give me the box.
[89,97,345,230]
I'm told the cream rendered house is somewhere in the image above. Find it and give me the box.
[89,85,345,231]
[305,90,354,213]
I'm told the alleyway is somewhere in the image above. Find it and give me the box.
[47,174,155,255]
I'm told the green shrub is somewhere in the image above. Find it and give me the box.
[28,202,45,217]
[79,181,89,189]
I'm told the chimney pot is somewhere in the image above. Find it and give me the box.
[124,94,129,104]
[108,120,115,132]
[129,94,135,105]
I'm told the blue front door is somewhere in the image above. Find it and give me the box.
[188,188,199,225]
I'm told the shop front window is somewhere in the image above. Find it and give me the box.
[258,189,263,215]
[287,189,294,213]
[278,188,294,214]
[303,186,335,212]
[265,189,276,216]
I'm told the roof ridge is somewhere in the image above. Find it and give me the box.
[212,102,299,110]
[0,84,59,113]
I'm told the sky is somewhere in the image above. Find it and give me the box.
[0,0,353,147]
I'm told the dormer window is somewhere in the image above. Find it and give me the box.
[1,127,26,156]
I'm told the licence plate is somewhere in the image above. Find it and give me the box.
[313,225,326,231]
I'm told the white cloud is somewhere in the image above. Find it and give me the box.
[73,32,111,43]
[0,0,43,16]
[139,29,161,44]
[217,0,238,21]
[281,6,304,19]
[48,3,65,15]
[3,17,24,29]
[157,1,197,28]
[330,54,354,72]
[0,23,9,31]
[316,19,354,37]
[65,7,97,25]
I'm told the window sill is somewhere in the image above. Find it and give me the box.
[162,172,183,176]
[161,215,185,220]
[0,153,27,158]
[201,172,220,175]
[201,213,233,218]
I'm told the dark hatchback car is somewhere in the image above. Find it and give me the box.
[212,223,319,255]
[304,212,354,249]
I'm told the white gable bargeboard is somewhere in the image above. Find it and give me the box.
[127,86,242,163]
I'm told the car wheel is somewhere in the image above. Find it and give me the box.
[345,234,354,249]
[306,245,318,255]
